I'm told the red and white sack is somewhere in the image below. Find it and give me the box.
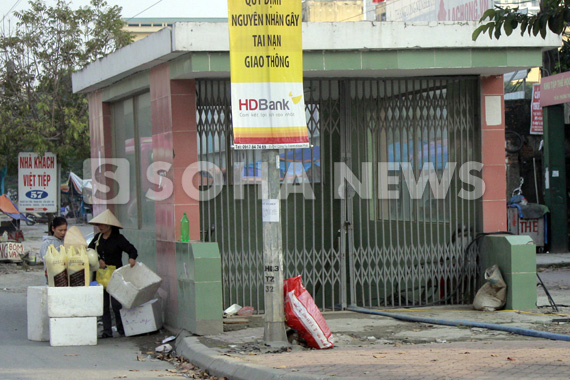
[284,276,334,349]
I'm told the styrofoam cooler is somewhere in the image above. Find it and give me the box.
[47,285,103,317]
[28,285,102,346]
[49,317,97,346]
[107,262,162,309]
[120,298,163,336]
[27,286,49,342]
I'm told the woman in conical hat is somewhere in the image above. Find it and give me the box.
[88,209,137,339]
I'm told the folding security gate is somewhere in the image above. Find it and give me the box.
[197,77,481,313]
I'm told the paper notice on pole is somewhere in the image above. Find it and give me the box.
[262,199,280,223]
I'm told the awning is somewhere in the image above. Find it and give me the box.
[61,172,88,196]
[0,195,29,221]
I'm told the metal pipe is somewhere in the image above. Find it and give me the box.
[348,306,570,342]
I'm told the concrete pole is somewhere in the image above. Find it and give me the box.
[261,149,288,346]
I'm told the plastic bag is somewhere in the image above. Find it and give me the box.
[86,248,100,271]
[237,306,255,317]
[67,246,90,286]
[284,276,334,349]
[46,245,68,287]
[473,264,507,311]
[96,265,116,289]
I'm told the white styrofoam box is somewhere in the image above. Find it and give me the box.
[27,286,49,342]
[47,285,104,317]
[49,317,97,346]
[156,287,168,321]
[107,262,162,309]
[120,298,163,337]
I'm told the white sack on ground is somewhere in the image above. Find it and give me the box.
[473,264,507,311]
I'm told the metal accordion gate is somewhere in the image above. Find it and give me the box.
[197,77,482,313]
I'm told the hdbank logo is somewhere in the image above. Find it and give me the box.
[289,91,303,104]
[238,98,290,111]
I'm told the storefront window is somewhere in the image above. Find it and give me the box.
[364,81,452,222]
[111,92,153,230]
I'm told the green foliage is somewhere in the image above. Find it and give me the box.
[0,0,133,173]
[472,1,570,40]
[553,34,570,73]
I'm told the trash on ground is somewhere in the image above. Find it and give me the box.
[284,275,334,349]
[237,306,254,316]
[473,264,507,311]
[224,303,242,315]
[155,343,173,353]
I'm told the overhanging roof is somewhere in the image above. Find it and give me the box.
[72,21,561,94]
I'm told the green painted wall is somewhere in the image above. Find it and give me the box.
[168,49,544,78]
[122,229,157,272]
[543,106,568,252]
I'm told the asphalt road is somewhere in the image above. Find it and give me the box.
[1,223,223,380]
[0,221,177,380]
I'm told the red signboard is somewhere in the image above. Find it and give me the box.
[530,83,543,135]
[540,71,570,107]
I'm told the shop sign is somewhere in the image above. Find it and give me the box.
[18,152,57,213]
[540,71,570,107]
[0,242,23,262]
[530,83,543,135]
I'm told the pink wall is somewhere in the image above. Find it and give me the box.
[481,75,507,232]
[87,91,114,218]
[150,65,200,243]
[88,66,201,324]
[150,64,200,320]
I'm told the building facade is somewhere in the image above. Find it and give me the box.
[73,22,559,330]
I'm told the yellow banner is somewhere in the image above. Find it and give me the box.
[228,0,309,149]
[229,0,303,84]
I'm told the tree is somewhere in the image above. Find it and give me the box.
[0,0,133,175]
[472,1,569,40]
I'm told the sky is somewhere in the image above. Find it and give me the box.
[1,0,228,28]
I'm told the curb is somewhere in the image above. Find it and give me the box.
[536,262,570,268]
[175,333,353,380]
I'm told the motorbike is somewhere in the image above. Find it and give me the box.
[24,212,49,226]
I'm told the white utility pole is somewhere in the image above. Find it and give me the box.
[262,149,288,345]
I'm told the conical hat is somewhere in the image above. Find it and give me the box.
[88,209,123,229]
[64,226,87,247]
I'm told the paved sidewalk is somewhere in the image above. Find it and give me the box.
[231,340,570,379]
[176,253,570,380]
[536,252,570,267]
[176,309,570,380]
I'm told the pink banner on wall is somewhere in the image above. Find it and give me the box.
[530,83,543,135]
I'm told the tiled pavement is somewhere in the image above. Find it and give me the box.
[230,340,570,379]
[176,253,570,380]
